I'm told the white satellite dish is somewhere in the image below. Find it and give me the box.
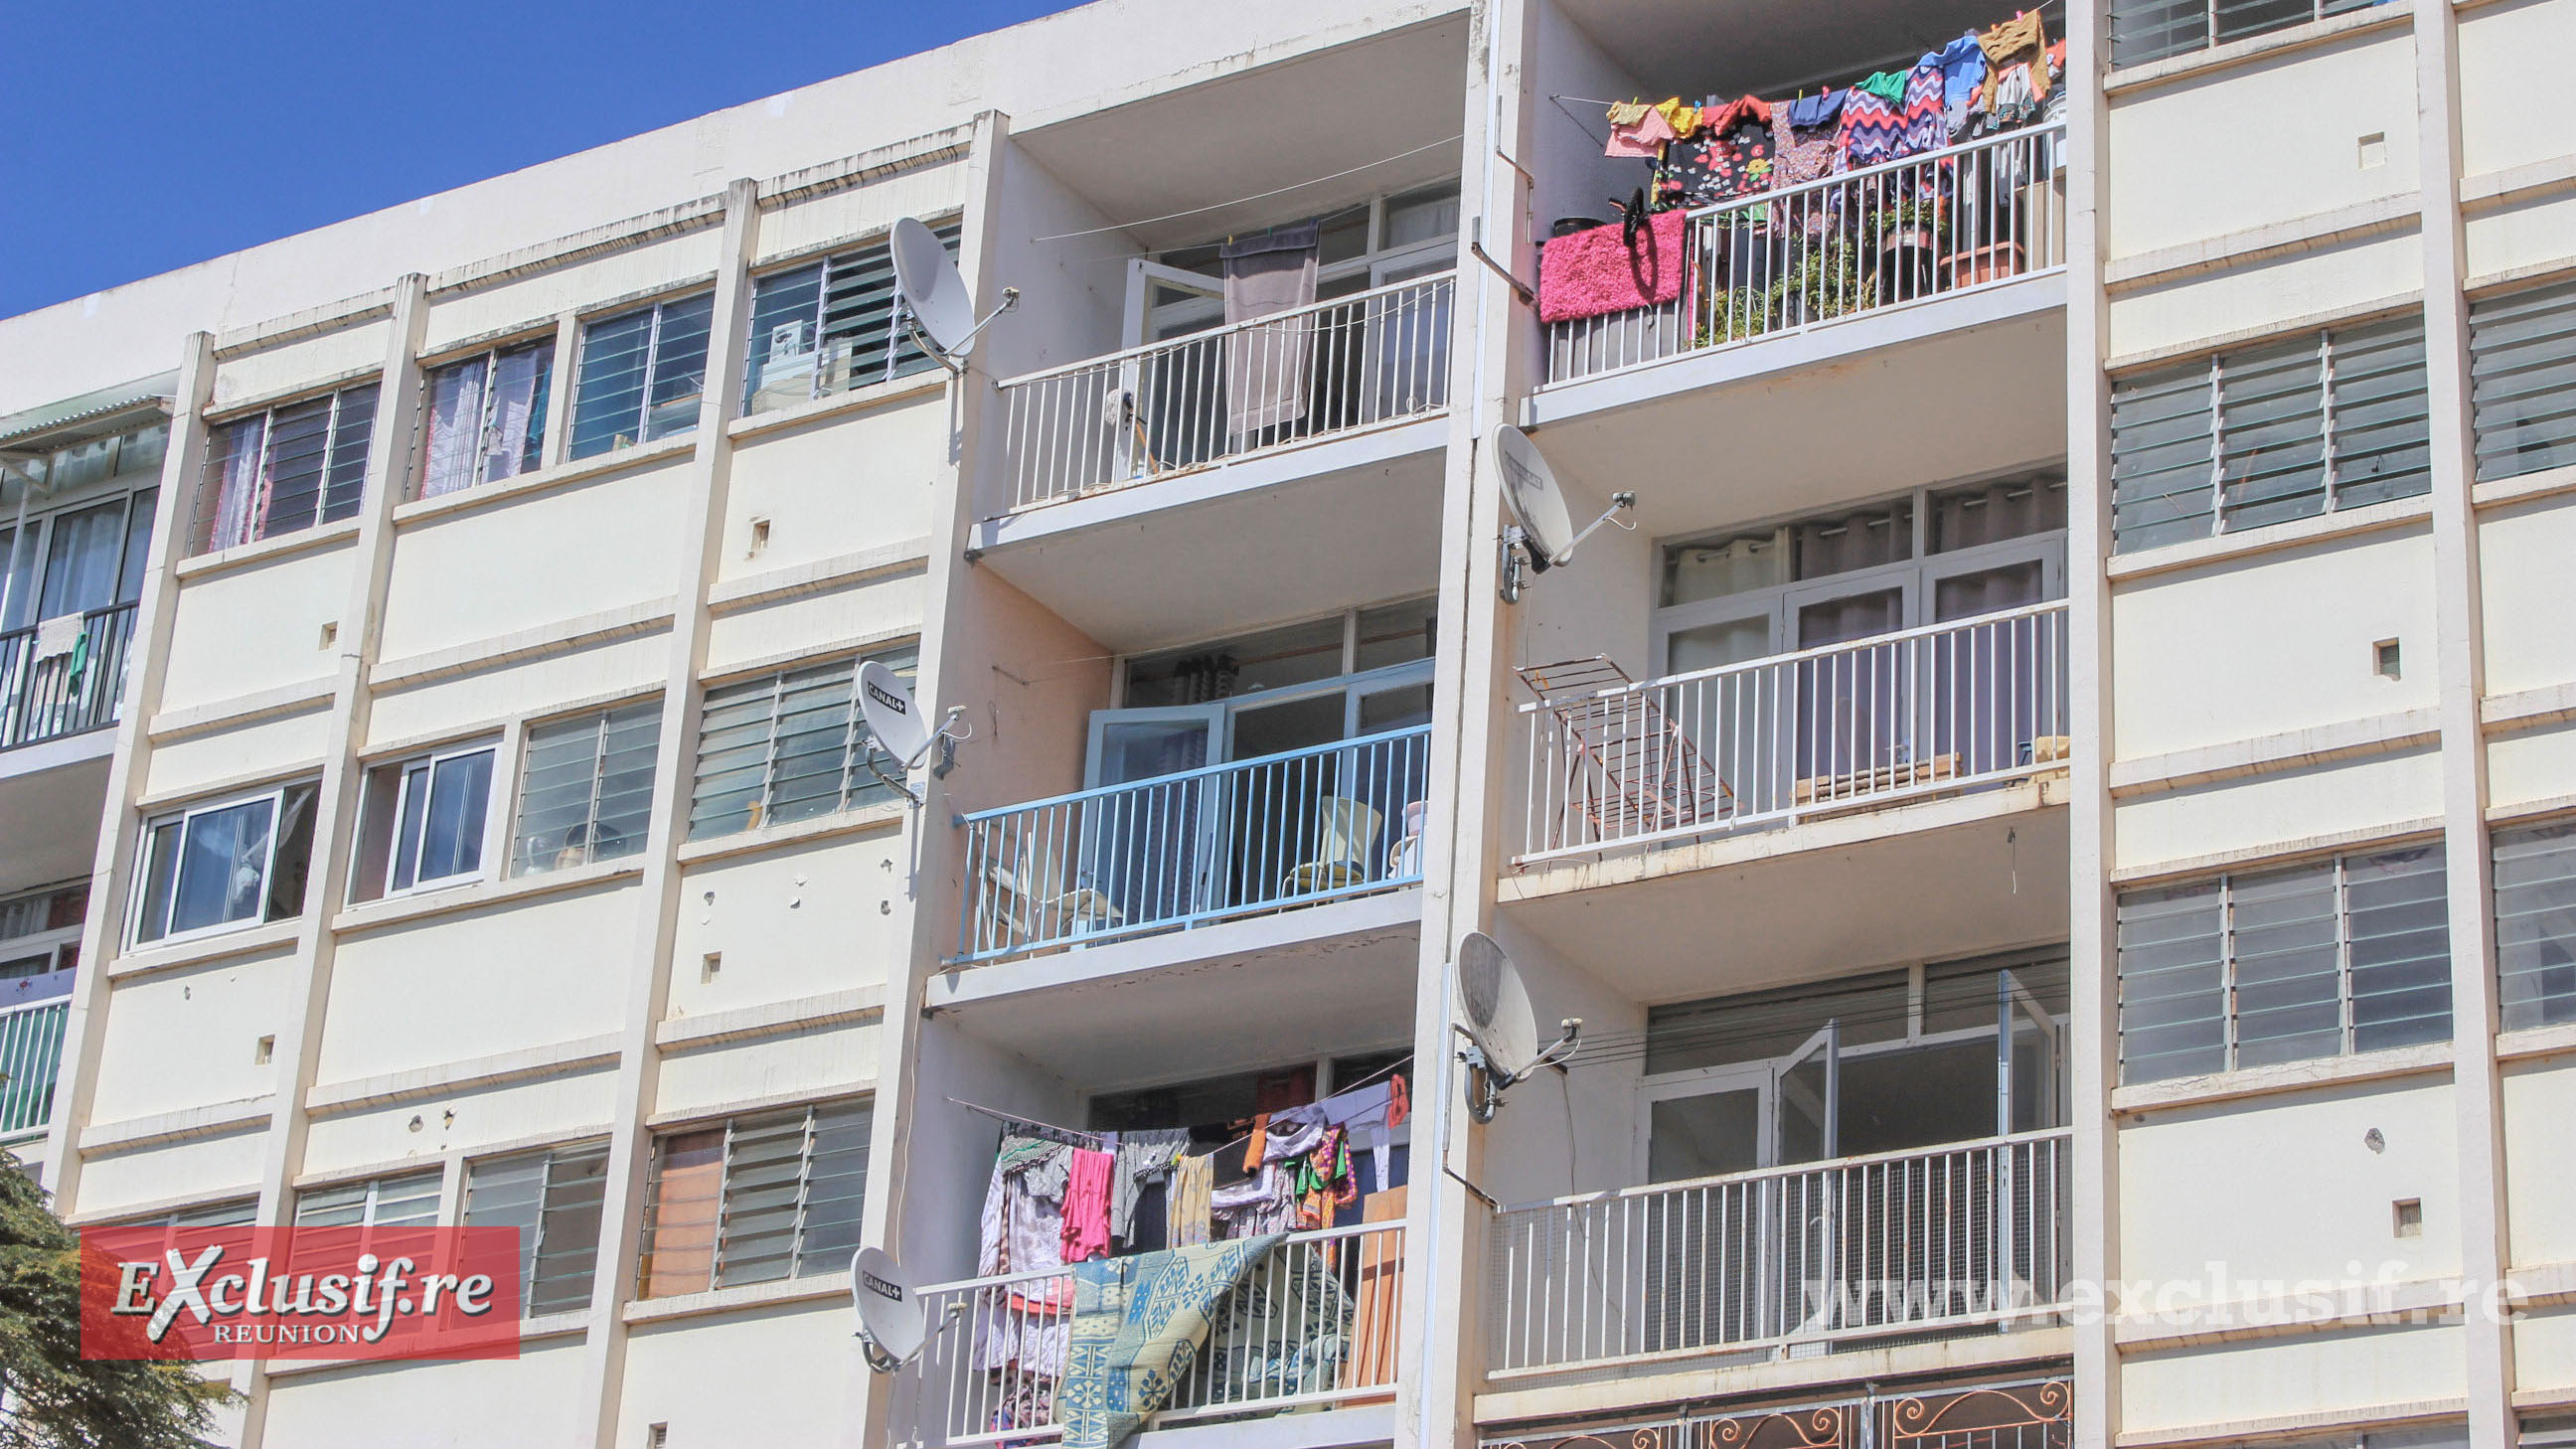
[857,660,970,804]
[1453,930,1582,1123]
[850,1246,966,1373]
[890,217,1020,372]
[1493,424,1636,603]
[851,1247,926,1372]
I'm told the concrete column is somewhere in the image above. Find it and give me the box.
[2061,0,2121,1443]
[237,274,434,1447]
[1406,0,1530,1442]
[859,106,1010,1449]
[41,331,217,1206]
[573,175,762,1449]
[2410,0,2515,1438]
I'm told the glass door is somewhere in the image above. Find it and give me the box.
[1787,577,1914,801]
[1640,1070,1768,1352]
[1926,544,2058,779]
[1998,968,2063,1135]
[1221,691,1349,909]
[1082,706,1224,930]
[1772,1022,1841,1339]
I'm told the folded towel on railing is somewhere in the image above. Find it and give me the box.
[32,613,81,662]
[1536,207,1689,325]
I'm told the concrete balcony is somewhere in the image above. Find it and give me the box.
[0,599,136,765]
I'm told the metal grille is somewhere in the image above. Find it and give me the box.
[1543,125,2065,386]
[2469,276,2576,484]
[2116,844,2452,1082]
[2493,819,2576,1033]
[2111,314,2429,553]
[955,724,1432,964]
[742,221,958,414]
[1516,602,2070,864]
[993,270,1453,512]
[1483,1377,2070,1449]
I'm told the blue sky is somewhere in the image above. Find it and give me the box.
[0,0,1076,319]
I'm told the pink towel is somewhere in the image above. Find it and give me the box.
[1537,208,1690,325]
[1059,1148,1115,1263]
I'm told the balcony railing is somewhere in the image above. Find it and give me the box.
[992,270,1454,513]
[1486,1130,2071,1377]
[0,601,139,753]
[0,999,69,1141]
[1516,600,2069,864]
[955,724,1431,964]
[1545,123,2065,386]
[904,1220,1405,1445]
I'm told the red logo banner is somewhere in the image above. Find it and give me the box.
[79,1226,523,1362]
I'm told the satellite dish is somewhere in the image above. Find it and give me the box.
[857,661,971,805]
[890,217,1020,371]
[851,1247,927,1373]
[1453,930,1582,1123]
[1492,424,1636,603]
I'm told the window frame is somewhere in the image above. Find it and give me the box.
[510,698,663,878]
[414,339,556,500]
[0,881,87,1002]
[2107,0,2382,71]
[464,1137,610,1319]
[687,646,918,841]
[2109,313,2431,554]
[351,737,503,903]
[2116,841,2454,1083]
[0,420,166,633]
[637,1096,873,1299]
[739,217,963,415]
[195,381,379,555]
[129,779,318,949]
[566,290,718,460]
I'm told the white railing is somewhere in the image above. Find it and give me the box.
[0,998,68,1142]
[0,600,139,752]
[1486,1130,2070,1376]
[955,724,1431,964]
[1545,122,2064,385]
[905,1220,1405,1445]
[993,271,1455,512]
[1516,600,2069,864]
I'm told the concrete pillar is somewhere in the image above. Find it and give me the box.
[573,176,763,1449]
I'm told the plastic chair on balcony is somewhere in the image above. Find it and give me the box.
[1281,797,1382,896]
[1516,656,1730,845]
[981,831,1123,948]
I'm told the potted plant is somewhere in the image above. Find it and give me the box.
[1872,196,1945,302]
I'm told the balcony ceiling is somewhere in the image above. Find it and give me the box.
[1015,15,1471,251]
[1502,789,2070,1007]
[0,751,109,897]
[1558,0,2031,100]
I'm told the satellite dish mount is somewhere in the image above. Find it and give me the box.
[1493,424,1635,604]
[890,217,1020,375]
[851,1246,967,1374]
[1452,930,1582,1124]
[858,660,972,808]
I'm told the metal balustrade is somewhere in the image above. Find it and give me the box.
[992,271,1455,513]
[1545,123,2065,385]
[1486,1130,2071,1376]
[906,1220,1406,1445]
[0,999,69,1141]
[955,724,1431,964]
[1516,600,2069,864]
[0,600,139,752]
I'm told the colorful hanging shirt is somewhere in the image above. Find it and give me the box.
[1667,94,1775,207]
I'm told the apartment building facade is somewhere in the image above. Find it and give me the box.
[2,0,2574,1445]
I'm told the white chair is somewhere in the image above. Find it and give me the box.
[983,832,1124,948]
[1281,797,1383,896]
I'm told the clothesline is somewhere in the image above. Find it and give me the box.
[958,1051,1417,1166]
[948,1096,1110,1147]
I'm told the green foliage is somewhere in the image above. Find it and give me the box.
[0,1151,233,1449]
